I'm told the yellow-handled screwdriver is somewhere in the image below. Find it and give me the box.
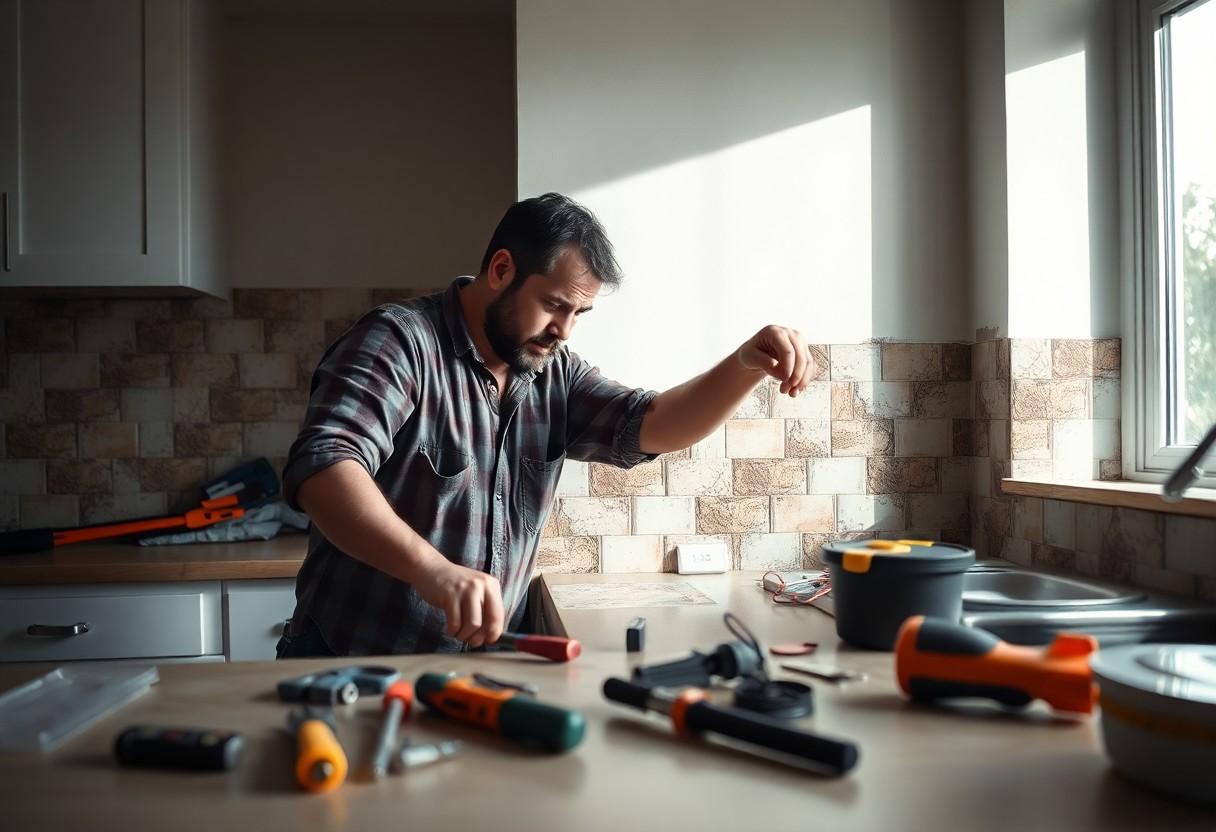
[288,706,347,793]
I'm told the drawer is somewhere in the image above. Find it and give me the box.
[0,582,223,662]
[223,579,297,661]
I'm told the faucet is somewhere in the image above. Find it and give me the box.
[1162,421,1216,502]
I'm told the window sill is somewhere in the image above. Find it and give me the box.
[1001,478,1216,520]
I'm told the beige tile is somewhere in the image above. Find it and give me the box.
[1103,508,1166,567]
[45,389,120,422]
[785,419,830,458]
[1042,500,1076,549]
[909,494,969,530]
[1074,549,1101,577]
[808,344,831,381]
[589,461,664,497]
[111,299,173,321]
[912,381,972,419]
[266,320,327,354]
[19,494,79,528]
[830,344,881,381]
[738,532,801,570]
[555,460,589,497]
[1133,564,1196,597]
[989,419,1010,459]
[894,418,951,457]
[1048,379,1090,419]
[733,383,771,419]
[1010,496,1043,543]
[101,354,170,388]
[971,457,991,498]
[809,457,866,494]
[771,381,830,419]
[274,389,309,423]
[233,289,302,320]
[1011,379,1050,420]
[47,460,112,494]
[853,382,911,419]
[601,535,664,572]
[0,460,45,495]
[971,340,996,382]
[120,389,174,422]
[137,320,205,353]
[1010,420,1051,460]
[1010,338,1051,379]
[0,389,45,423]
[1000,537,1033,567]
[239,353,297,389]
[867,457,938,494]
[7,317,74,351]
[1053,419,1119,462]
[79,423,137,458]
[77,319,136,353]
[695,496,769,534]
[690,427,726,459]
[940,458,972,494]
[772,495,835,532]
[112,459,141,494]
[207,320,263,354]
[1051,339,1094,379]
[632,496,696,535]
[319,289,374,320]
[138,421,174,458]
[173,388,210,422]
[977,380,1011,419]
[881,343,942,381]
[943,343,971,382]
[548,497,630,536]
[1094,338,1120,379]
[134,458,209,492]
[535,536,600,574]
[172,354,238,388]
[836,494,904,532]
[8,354,39,388]
[951,419,974,457]
[80,492,167,525]
[1092,378,1120,420]
[41,353,100,389]
[831,420,893,457]
[831,382,856,420]
[174,423,243,457]
[1009,459,1052,479]
[244,421,300,459]
[1052,458,1098,481]
[1164,515,1216,579]
[210,390,276,422]
[665,458,732,496]
[725,419,784,458]
[733,458,806,496]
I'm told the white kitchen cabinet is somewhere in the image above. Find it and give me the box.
[222,578,297,661]
[0,582,224,663]
[0,0,223,297]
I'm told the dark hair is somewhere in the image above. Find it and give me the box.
[479,193,622,290]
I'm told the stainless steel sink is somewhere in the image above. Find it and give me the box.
[961,562,1216,647]
[962,569,1146,609]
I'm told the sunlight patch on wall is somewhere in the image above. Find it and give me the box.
[1006,51,1091,338]
[567,106,873,392]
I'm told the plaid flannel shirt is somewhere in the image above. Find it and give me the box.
[283,276,658,655]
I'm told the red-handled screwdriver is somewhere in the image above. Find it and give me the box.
[496,632,581,663]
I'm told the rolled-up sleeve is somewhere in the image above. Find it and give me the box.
[283,308,421,509]
[563,353,659,468]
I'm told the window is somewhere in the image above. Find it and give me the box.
[1128,0,1216,487]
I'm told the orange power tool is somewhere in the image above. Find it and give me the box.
[894,615,1097,714]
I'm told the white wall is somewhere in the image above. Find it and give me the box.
[517,0,969,392]
[1002,0,1120,338]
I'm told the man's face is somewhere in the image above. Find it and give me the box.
[484,247,601,374]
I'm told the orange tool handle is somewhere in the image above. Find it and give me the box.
[295,717,347,793]
[894,615,1097,714]
[497,632,581,663]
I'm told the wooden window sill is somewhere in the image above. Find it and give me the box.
[1002,478,1216,520]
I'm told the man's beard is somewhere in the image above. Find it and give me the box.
[484,290,561,374]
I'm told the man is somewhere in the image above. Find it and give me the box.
[277,192,815,658]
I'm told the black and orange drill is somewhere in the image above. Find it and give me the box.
[414,673,585,752]
[894,614,1097,714]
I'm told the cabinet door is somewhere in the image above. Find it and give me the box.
[0,0,192,293]
[223,579,298,661]
[0,582,224,662]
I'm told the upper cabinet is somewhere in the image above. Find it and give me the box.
[0,0,224,297]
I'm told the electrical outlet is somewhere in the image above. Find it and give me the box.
[676,542,729,574]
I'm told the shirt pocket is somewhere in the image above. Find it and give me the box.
[519,453,566,535]
[406,444,473,522]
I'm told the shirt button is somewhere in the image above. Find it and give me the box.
[495,492,502,501]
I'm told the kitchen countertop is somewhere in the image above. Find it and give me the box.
[0,534,309,585]
[1,570,1212,831]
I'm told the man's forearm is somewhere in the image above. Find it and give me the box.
[295,459,442,584]
[637,353,765,454]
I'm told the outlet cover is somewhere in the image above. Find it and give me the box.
[676,542,729,574]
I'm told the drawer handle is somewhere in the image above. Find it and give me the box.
[27,622,90,637]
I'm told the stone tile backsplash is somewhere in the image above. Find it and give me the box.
[2,293,1213,599]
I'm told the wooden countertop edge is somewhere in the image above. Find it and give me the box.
[0,560,303,585]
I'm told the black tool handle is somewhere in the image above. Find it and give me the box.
[683,700,858,776]
[0,528,55,556]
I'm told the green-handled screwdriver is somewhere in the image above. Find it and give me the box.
[415,673,585,752]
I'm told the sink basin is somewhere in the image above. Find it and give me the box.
[962,570,1146,610]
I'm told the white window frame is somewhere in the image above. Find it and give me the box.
[1122,0,1216,489]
